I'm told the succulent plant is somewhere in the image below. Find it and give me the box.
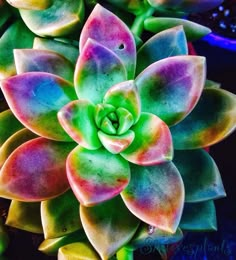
[0,3,236,260]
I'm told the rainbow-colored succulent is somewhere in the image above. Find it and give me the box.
[0,3,236,260]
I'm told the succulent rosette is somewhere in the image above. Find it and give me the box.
[0,4,236,259]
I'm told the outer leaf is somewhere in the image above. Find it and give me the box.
[180,201,217,231]
[33,37,79,65]
[14,49,74,82]
[144,17,211,41]
[67,146,130,206]
[1,72,77,141]
[39,230,87,256]
[74,39,127,104]
[6,0,52,10]
[58,100,101,150]
[121,162,184,233]
[0,20,34,79]
[173,149,226,202]
[103,80,141,124]
[80,4,136,79]
[41,190,82,239]
[171,88,236,149]
[80,196,140,259]
[121,113,173,166]
[0,110,23,147]
[20,0,85,37]
[0,128,37,168]
[135,56,206,126]
[0,137,75,201]
[136,26,188,75]
[6,200,43,233]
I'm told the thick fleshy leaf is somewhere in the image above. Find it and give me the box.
[136,26,188,75]
[41,190,82,239]
[19,0,84,37]
[39,230,87,256]
[58,100,101,150]
[135,56,206,126]
[103,80,141,124]
[173,149,226,202]
[0,137,75,201]
[14,49,74,82]
[80,196,140,259]
[33,37,79,65]
[74,38,127,104]
[58,242,100,260]
[121,162,184,233]
[0,20,34,79]
[0,110,23,147]
[121,113,173,166]
[1,72,77,141]
[128,223,183,249]
[98,130,135,154]
[171,88,236,149]
[144,17,211,41]
[180,201,217,231]
[0,128,37,168]
[67,146,130,206]
[80,4,136,79]
[6,200,43,233]
[6,0,52,10]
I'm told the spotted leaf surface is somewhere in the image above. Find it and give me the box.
[80,4,136,79]
[121,113,173,166]
[74,39,127,104]
[6,0,52,10]
[103,80,141,124]
[171,88,236,149]
[6,200,42,233]
[135,56,206,126]
[41,190,82,239]
[80,196,140,259]
[180,201,217,231]
[1,72,77,141]
[14,49,74,82]
[144,17,211,41]
[173,149,226,202]
[121,162,184,233]
[20,0,84,37]
[67,147,130,206]
[136,26,188,75]
[0,137,75,201]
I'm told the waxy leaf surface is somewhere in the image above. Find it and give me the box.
[74,39,127,104]
[1,72,77,141]
[80,196,140,259]
[121,113,173,165]
[67,147,130,206]
[171,88,236,149]
[121,162,184,233]
[80,4,136,79]
[6,0,52,10]
[135,56,206,126]
[0,137,75,201]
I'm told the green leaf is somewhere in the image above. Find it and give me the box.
[6,0,53,10]
[67,146,130,206]
[173,149,226,202]
[121,162,184,233]
[180,201,217,231]
[80,4,136,79]
[144,17,211,41]
[6,200,43,233]
[171,88,236,149]
[136,26,187,75]
[74,38,127,104]
[80,196,140,259]
[41,190,82,239]
[135,55,206,126]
